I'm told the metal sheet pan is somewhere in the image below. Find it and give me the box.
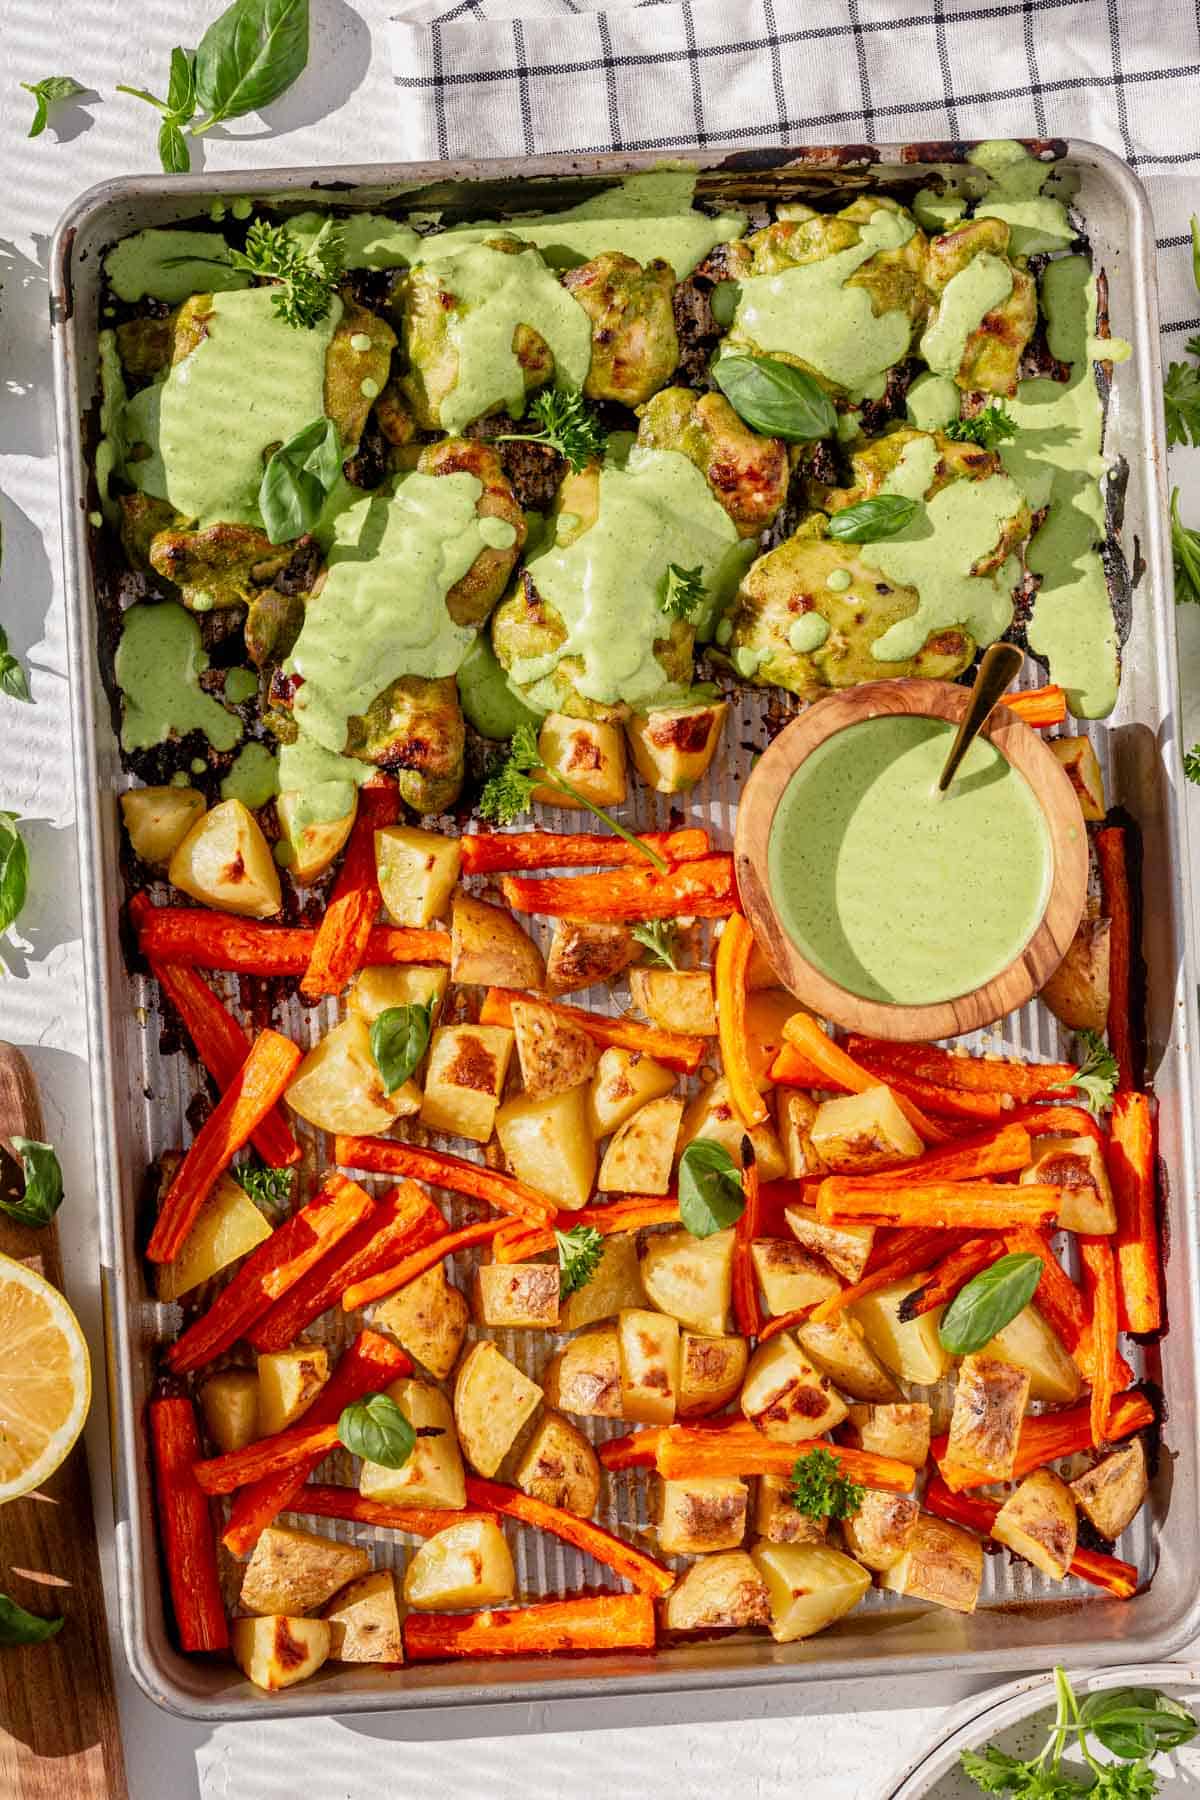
[48,141,1200,1726]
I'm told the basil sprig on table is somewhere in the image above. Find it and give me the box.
[338,1393,415,1470]
[369,1001,435,1096]
[826,495,920,543]
[258,417,341,545]
[0,1140,64,1230]
[938,1252,1042,1356]
[0,1594,64,1647]
[678,1138,745,1238]
[711,354,838,442]
[20,77,85,139]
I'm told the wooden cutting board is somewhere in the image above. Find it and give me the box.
[0,1043,128,1800]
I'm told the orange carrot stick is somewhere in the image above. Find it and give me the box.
[168,1174,375,1374]
[597,1429,665,1472]
[1109,1090,1162,1334]
[300,780,399,1000]
[1002,1226,1088,1353]
[816,1178,1061,1231]
[932,1390,1154,1489]
[846,1037,1078,1102]
[1004,685,1068,728]
[757,1305,822,1342]
[856,1067,1015,1123]
[199,1422,341,1495]
[248,1183,447,1354]
[923,1477,1137,1598]
[403,1594,657,1661]
[1096,825,1139,1090]
[333,1135,556,1225]
[460,828,710,874]
[807,1229,970,1324]
[732,1141,763,1339]
[149,1397,229,1652]
[222,1329,411,1554]
[655,1424,915,1491]
[134,898,450,976]
[493,1197,679,1264]
[147,1028,302,1263]
[848,1124,1032,1188]
[781,1016,950,1145]
[464,1477,675,1597]
[768,1044,834,1088]
[480,987,706,1075]
[898,1236,1005,1319]
[295,1486,489,1538]
[716,915,767,1130]
[1081,1237,1119,1449]
[1009,1103,1104,1142]
[342,1219,507,1311]
[499,855,737,922]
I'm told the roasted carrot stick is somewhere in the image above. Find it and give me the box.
[816,1178,1061,1231]
[1081,1237,1119,1449]
[758,1305,822,1342]
[898,1237,1005,1319]
[493,1197,679,1264]
[845,1037,1079,1102]
[480,987,706,1075]
[404,1593,657,1661]
[499,855,737,922]
[780,1016,950,1146]
[248,1183,447,1354]
[130,895,300,1168]
[923,1477,1137,1598]
[1004,685,1068,728]
[1096,825,1139,1090]
[807,1229,970,1324]
[342,1218,508,1311]
[768,1044,834,1089]
[168,1174,376,1374]
[149,1397,229,1652]
[716,915,767,1130]
[1010,1103,1103,1144]
[597,1429,665,1472]
[1109,1090,1162,1334]
[655,1424,916,1491]
[333,1135,556,1225]
[464,1477,675,1597]
[732,1141,763,1339]
[134,898,450,975]
[295,1486,489,1538]
[300,780,398,1000]
[147,1028,303,1263]
[460,828,710,874]
[1002,1227,1088,1352]
[856,1067,1015,1123]
[222,1329,411,1554]
[848,1124,1032,1188]
[199,1421,341,1495]
[932,1390,1154,1489]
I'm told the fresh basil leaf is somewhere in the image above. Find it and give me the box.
[20,76,85,138]
[826,495,920,543]
[166,46,197,117]
[0,1593,64,1646]
[677,1137,744,1238]
[369,1002,434,1096]
[158,120,191,174]
[2,1139,64,1229]
[711,354,837,443]
[338,1392,415,1470]
[938,1252,1042,1356]
[0,813,29,943]
[258,417,340,544]
[0,629,31,704]
[194,0,309,126]
[1082,1688,1199,1758]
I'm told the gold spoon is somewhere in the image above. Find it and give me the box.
[937,641,1026,792]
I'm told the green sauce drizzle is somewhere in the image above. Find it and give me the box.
[220,742,279,808]
[116,603,243,753]
[104,228,251,304]
[920,253,1013,377]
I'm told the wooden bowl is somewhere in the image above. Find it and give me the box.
[735,679,1089,1042]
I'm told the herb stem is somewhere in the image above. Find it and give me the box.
[546,774,669,871]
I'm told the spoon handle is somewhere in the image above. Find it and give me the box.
[937,642,1026,792]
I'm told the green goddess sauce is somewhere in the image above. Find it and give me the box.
[457,637,544,739]
[920,253,1013,377]
[284,210,422,269]
[968,139,1076,256]
[116,603,243,754]
[905,371,960,431]
[104,228,251,304]
[221,741,279,808]
[767,715,1051,1005]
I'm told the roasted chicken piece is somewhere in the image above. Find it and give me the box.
[636,387,789,538]
[416,438,525,628]
[561,251,679,407]
[924,217,1037,395]
[345,674,466,816]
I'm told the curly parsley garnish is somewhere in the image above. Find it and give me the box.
[496,388,606,473]
[658,563,705,621]
[1068,1029,1119,1115]
[556,1224,604,1300]
[233,217,344,330]
[788,1447,865,1522]
[234,1163,295,1215]
[477,722,666,869]
[945,402,1017,449]
[1171,488,1200,606]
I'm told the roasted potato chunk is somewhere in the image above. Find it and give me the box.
[843,1402,931,1468]
[533,715,627,810]
[625,703,728,793]
[121,785,205,865]
[678,1332,748,1418]
[542,1326,622,1418]
[852,1275,950,1386]
[1070,1439,1148,1540]
[878,1515,984,1614]
[323,1570,403,1664]
[475,1260,561,1329]
[751,1239,841,1317]
[751,1542,871,1643]
[451,893,544,990]
[545,920,639,997]
[677,1078,788,1183]
[232,1615,330,1691]
[659,1477,748,1554]
[809,1086,923,1172]
[240,1525,371,1618]
[276,788,357,885]
[514,1411,601,1517]
[617,1307,680,1425]
[993,1469,1077,1580]
[168,797,281,918]
[639,1226,733,1335]
[1021,1135,1116,1234]
[495,1085,596,1209]
[454,1341,542,1477]
[628,968,717,1036]
[663,1552,772,1632]
[755,1473,828,1546]
[797,1315,901,1403]
[946,1354,1030,1484]
[155,1167,272,1302]
[511,998,600,1097]
[403,1516,516,1610]
[256,1345,329,1436]
[288,1015,420,1136]
[842,1491,921,1573]
[784,1203,873,1285]
[559,1232,645,1331]
[741,1333,848,1440]
[588,1047,675,1137]
[359,1378,465,1509]
[348,962,449,1026]
[598,1095,683,1195]
[983,1303,1081,1404]
[1050,736,1106,821]
[420,1023,514,1142]
[375,824,461,926]
[775,1090,825,1180]
[1039,914,1111,1035]
[372,1263,469,1380]
[198,1368,259,1454]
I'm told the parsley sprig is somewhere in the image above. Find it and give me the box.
[1184,745,1200,786]
[659,563,705,621]
[496,388,606,473]
[788,1447,865,1522]
[556,1224,603,1300]
[1165,359,1200,448]
[234,1163,295,1215]
[1171,487,1200,606]
[1067,1029,1119,1115]
[478,722,667,870]
[231,218,344,330]
[945,402,1017,449]
[631,920,680,969]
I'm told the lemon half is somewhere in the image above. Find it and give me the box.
[0,1252,91,1502]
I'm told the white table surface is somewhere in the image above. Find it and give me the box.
[1,2,1198,1793]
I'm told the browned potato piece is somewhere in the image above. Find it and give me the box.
[843,1402,931,1468]
[796,1315,901,1403]
[403,1517,516,1610]
[1040,915,1111,1034]
[677,1077,788,1182]
[156,1167,273,1302]
[1021,1134,1116,1234]
[533,715,627,810]
[741,1334,848,1440]
[420,1023,514,1142]
[851,1275,950,1385]
[453,1341,542,1477]
[542,1326,622,1418]
[751,1239,840,1316]
[751,1542,871,1642]
[349,963,448,1025]
[639,1227,733,1335]
[277,789,356,885]
[946,1354,1030,1483]
[663,1552,772,1631]
[1050,735,1106,820]
[360,1379,465,1509]
[1070,1439,1148,1540]
[628,968,717,1036]
[240,1525,370,1617]
[878,1515,984,1614]
[475,1261,561,1329]
[198,1368,259,1454]
[372,1263,469,1380]
[514,1411,600,1516]
[288,1015,421,1136]
[450,893,545,989]
[983,1303,1081,1404]
[784,1203,873,1284]
[232,1616,330,1691]
[658,1477,748,1554]
[617,1307,680,1425]
[495,1086,596,1209]
[625,703,728,794]
[755,1474,828,1545]
[510,998,599,1097]
[559,1233,644,1330]
[168,797,282,918]
[375,824,461,926]
[322,1571,403,1664]
[598,1095,683,1195]
[121,784,205,865]
[588,1046,676,1137]
[256,1345,329,1436]
[810,1086,923,1172]
[678,1332,748,1417]
[993,1469,1077,1580]
[545,919,639,997]
[775,1090,825,1180]
[842,1491,921,1573]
